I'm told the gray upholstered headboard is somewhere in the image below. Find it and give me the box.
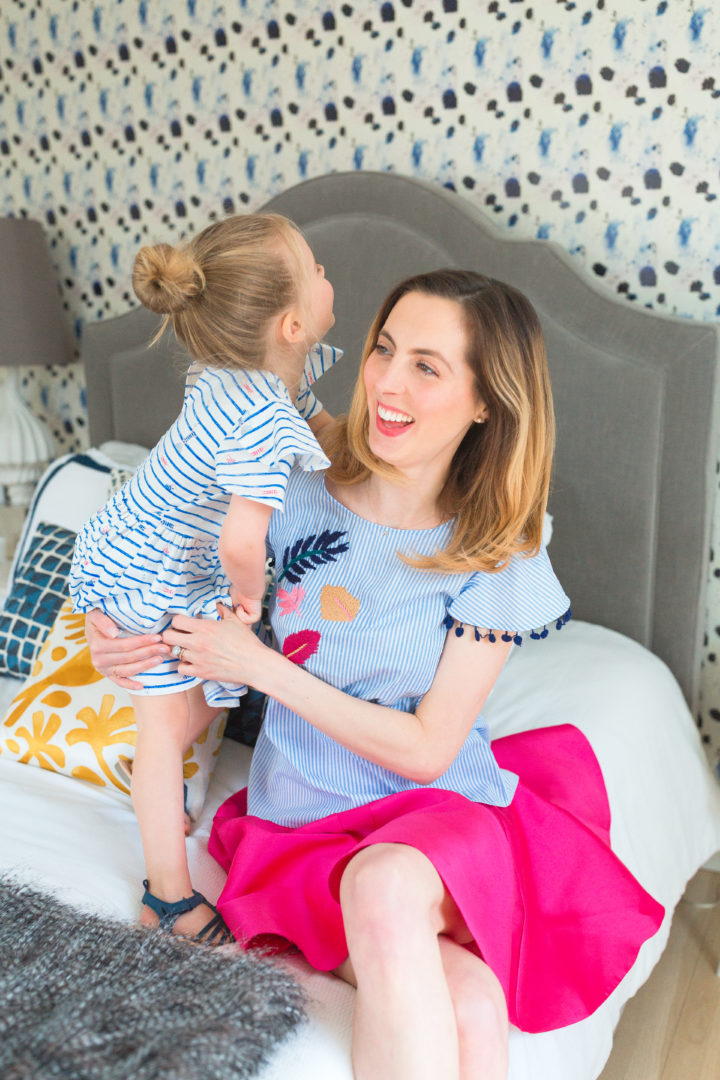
[82,171,720,711]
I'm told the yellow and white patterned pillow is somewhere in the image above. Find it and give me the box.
[0,600,226,820]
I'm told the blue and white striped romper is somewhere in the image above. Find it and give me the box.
[69,344,341,707]
[248,469,572,827]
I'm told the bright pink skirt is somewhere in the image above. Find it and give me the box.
[209,724,664,1032]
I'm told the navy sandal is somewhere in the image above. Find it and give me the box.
[141,880,233,946]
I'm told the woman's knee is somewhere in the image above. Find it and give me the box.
[339,843,442,935]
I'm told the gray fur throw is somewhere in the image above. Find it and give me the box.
[0,877,305,1079]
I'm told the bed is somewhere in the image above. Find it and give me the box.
[2,171,720,1080]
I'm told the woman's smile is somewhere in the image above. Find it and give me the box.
[375,402,415,437]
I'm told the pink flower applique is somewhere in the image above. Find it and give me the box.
[276,585,305,616]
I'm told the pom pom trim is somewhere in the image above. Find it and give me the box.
[443,607,572,647]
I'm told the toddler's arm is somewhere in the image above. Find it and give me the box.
[306,408,335,440]
[218,495,272,624]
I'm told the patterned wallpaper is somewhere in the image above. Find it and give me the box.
[2,0,720,763]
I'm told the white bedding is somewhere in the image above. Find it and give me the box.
[2,619,720,1080]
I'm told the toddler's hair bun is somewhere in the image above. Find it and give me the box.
[132,243,205,314]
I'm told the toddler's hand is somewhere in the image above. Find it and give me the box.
[228,586,263,626]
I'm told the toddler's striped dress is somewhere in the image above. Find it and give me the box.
[68,344,340,706]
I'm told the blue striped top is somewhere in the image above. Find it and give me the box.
[248,469,572,827]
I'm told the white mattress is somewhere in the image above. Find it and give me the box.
[2,620,720,1080]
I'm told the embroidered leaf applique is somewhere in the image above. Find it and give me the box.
[276,585,306,616]
[278,530,349,586]
[282,629,321,665]
[320,585,360,622]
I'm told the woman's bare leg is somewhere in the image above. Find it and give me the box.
[336,843,508,1080]
[438,936,508,1080]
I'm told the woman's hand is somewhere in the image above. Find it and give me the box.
[84,609,170,691]
[163,605,270,687]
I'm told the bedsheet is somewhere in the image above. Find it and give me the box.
[2,620,720,1080]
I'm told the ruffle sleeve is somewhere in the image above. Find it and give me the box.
[446,546,571,646]
[214,399,331,510]
[295,342,344,420]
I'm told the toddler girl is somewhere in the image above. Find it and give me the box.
[69,213,339,943]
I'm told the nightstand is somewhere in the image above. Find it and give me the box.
[0,504,26,596]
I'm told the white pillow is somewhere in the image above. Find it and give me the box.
[8,444,150,594]
[98,440,151,470]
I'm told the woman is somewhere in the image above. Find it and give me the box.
[87,270,663,1080]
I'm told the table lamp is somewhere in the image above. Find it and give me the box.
[0,218,73,515]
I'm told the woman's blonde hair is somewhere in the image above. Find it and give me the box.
[325,270,555,574]
[132,213,312,370]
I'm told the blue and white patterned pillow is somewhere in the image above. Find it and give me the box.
[0,522,77,679]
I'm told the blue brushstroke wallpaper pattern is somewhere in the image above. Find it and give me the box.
[2,0,720,764]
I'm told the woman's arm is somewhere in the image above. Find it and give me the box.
[164,612,512,783]
[85,610,170,690]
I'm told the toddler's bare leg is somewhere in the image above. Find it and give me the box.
[129,690,221,938]
[179,685,223,833]
[183,683,223,752]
